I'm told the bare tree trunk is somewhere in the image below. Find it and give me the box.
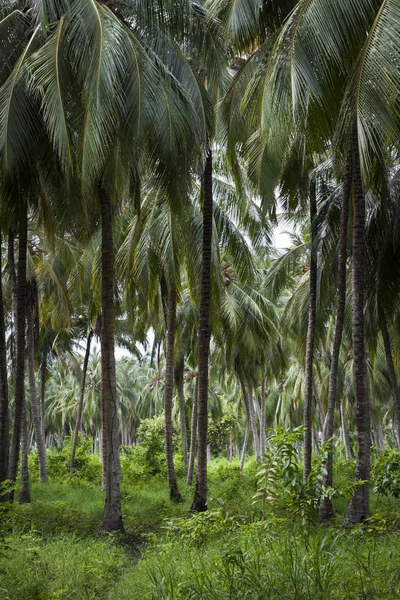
[236,360,260,462]
[191,148,213,513]
[18,392,30,504]
[313,379,325,430]
[345,137,370,526]
[240,418,250,472]
[8,208,28,496]
[186,378,198,486]
[40,356,47,443]
[70,329,93,472]
[8,229,17,375]
[26,290,47,483]
[381,318,400,451]
[340,398,352,460]
[175,358,188,466]
[164,283,183,502]
[319,158,351,521]
[260,378,267,455]
[304,182,317,482]
[0,228,9,486]
[98,184,123,532]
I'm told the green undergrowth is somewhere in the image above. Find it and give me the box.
[0,442,399,599]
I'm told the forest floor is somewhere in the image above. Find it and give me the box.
[1,457,400,599]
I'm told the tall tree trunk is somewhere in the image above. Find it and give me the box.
[40,356,47,443]
[191,148,213,512]
[70,329,93,473]
[319,155,351,522]
[313,379,325,430]
[340,398,352,460]
[175,358,188,466]
[8,208,28,494]
[260,378,267,455]
[26,293,47,483]
[345,137,370,526]
[236,360,260,461]
[8,229,17,375]
[98,184,123,532]
[303,182,317,482]
[186,378,198,486]
[0,228,9,486]
[240,418,250,472]
[380,318,400,451]
[164,283,183,502]
[18,391,30,504]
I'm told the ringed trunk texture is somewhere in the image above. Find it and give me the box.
[26,297,47,483]
[175,358,188,466]
[303,183,317,483]
[164,284,183,502]
[319,155,351,522]
[191,148,213,512]
[8,208,28,492]
[0,228,9,485]
[186,378,198,486]
[98,184,123,532]
[7,229,17,375]
[70,329,93,473]
[344,137,370,526]
[380,318,400,452]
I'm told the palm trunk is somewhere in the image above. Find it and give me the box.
[191,148,213,512]
[26,295,47,483]
[8,208,28,493]
[70,329,93,473]
[186,378,198,486]
[8,229,17,375]
[313,379,325,430]
[319,155,351,522]
[164,283,183,502]
[260,378,267,455]
[303,182,317,482]
[175,358,188,466]
[380,318,400,451]
[18,391,30,504]
[240,418,250,472]
[98,183,123,532]
[40,356,47,442]
[236,360,260,461]
[345,136,370,526]
[0,228,9,486]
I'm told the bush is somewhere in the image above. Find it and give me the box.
[372,449,400,499]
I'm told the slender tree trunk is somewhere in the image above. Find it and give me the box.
[70,329,93,473]
[340,398,352,460]
[18,391,30,504]
[175,358,188,466]
[8,208,28,494]
[164,283,183,502]
[240,418,250,472]
[381,318,400,451]
[345,137,370,526]
[303,182,317,482]
[40,356,47,443]
[319,155,351,522]
[260,379,267,455]
[186,378,198,486]
[236,361,260,461]
[98,184,123,532]
[8,229,17,375]
[313,379,325,430]
[191,149,213,512]
[26,296,47,483]
[0,228,9,486]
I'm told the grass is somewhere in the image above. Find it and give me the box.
[0,455,399,599]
